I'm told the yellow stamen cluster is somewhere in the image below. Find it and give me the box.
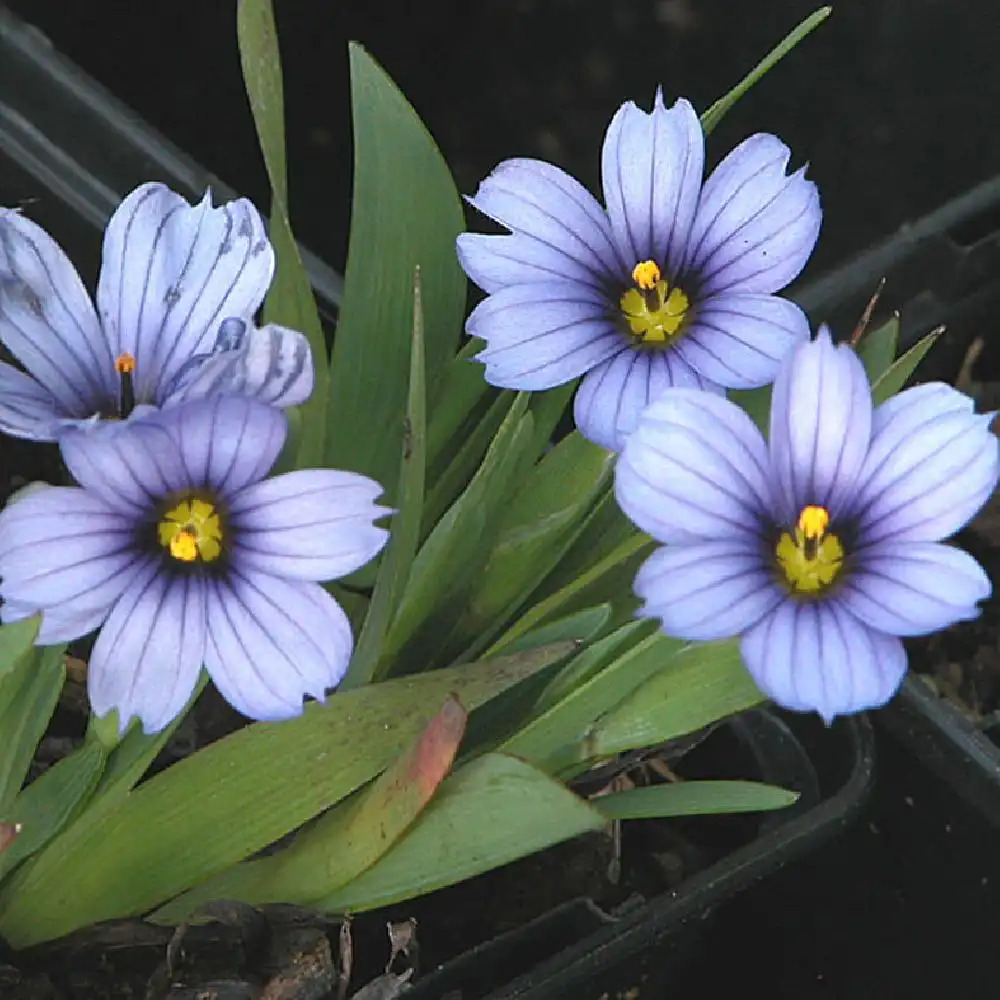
[158,497,223,563]
[776,504,843,594]
[620,260,690,345]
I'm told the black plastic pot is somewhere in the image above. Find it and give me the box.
[879,677,1000,829]
[402,711,874,1000]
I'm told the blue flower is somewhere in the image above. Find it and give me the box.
[457,92,821,451]
[0,395,390,733]
[614,328,999,721]
[0,183,314,441]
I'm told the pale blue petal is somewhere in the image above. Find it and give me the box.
[204,573,354,721]
[60,419,184,514]
[0,207,113,414]
[842,541,991,636]
[675,293,810,389]
[88,559,207,734]
[163,319,314,408]
[95,183,274,402]
[229,469,390,581]
[464,157,622,284]
[165,395,287,497]
[468,282,623,390]
[600,93,704,276]
[851,383,998,544]
[741,598,907,722]
[634,541,781,639]
[575,345,724,452]
[769,327,872,523]
[684,134,821,295]
[457,233,604,295]
[0,486,142,643]
[615,387,771,543]
[0,362,66,441]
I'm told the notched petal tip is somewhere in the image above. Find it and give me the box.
[686,132,821,297]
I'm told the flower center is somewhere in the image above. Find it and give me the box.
[114,352,136,419]
[775,504,844,595]
[619,260,690,345]
[157,497,223,563]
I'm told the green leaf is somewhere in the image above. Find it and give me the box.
[425,337,494,473]
[0,741,107,881]
[871,329,941,405]
[449,432,615,658]
[237,0,329,467]
[501,631,689,773]
[526,382,576,460]
[0,616,40,685]
[857,315,900,386]
[728,385,772,436]
[423,389,515,534]
[378,396,535,674]
[529,488,638,601]
[500,605,611,656]
[150,696,467,922]
[343,269,427,690]
[490,531,655,653]
[326,43,466,511]
[309,753,605,914]
[85,675,210,810]
[587,640,764,759]
[595,779,798,820]
[700,7,832,134]
[532,618,652,715]
[0,642,575,948]
[0,645,66,813]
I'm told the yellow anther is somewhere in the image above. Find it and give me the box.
[631,260,662,290]
[798,505,830,540]
[169,530,199,562]
[158,497,223,563]
[114,352,137,374]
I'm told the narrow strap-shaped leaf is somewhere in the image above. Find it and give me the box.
[378,395,535,674]
[0,644,65,812]
[326,44,466,509]
[0,642,575,948]
[490,531,654,653]
[0,740,107,881]
[502,631,688,773]
[237,0,329,467]
[858,315,900,386]
[84,675,210,811]
[0,616,40,686]
[309,753,605,915]
[587,640,764,760]
[344,269,427,690]
[150,695,467,922]
[595,779,798,820]
[700,7,832,134]
[446,432,615,660]
[422,388,515,535]
[871,329,941,405]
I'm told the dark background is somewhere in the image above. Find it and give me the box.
[7,0,1000,284]
[5,1,1000,996]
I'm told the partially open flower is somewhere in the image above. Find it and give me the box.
[458,92,820,451]
[0,183,314,441]
[615,328,999,721]
[0,395,390,733]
